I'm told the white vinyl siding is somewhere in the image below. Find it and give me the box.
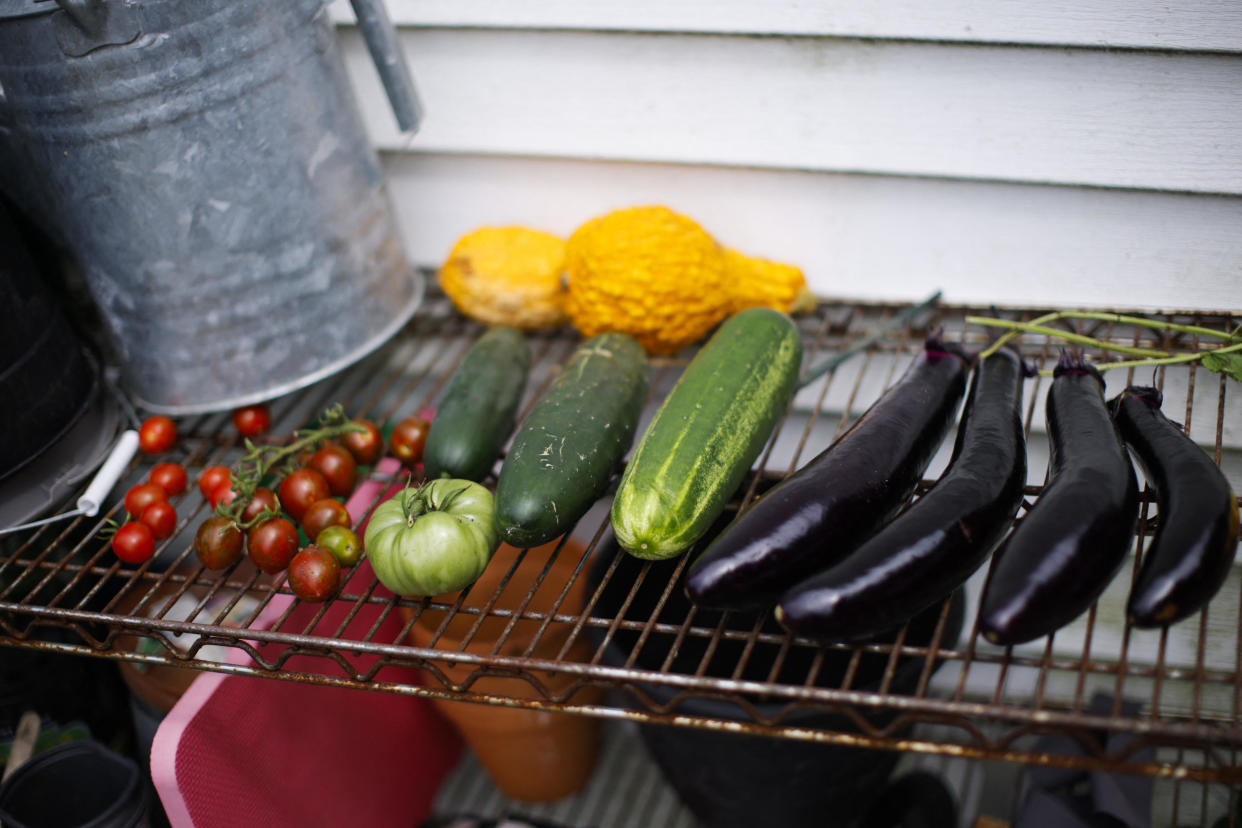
[332,1,1242,311]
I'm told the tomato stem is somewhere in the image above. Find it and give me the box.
[216,404,367,525]
[966,314,1242,382]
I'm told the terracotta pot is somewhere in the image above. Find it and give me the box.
[113,561,266,715]
[401,539,603,802]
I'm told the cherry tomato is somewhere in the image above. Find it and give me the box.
[198,465,232,500]
[341,419,382,466]
[148,462,188,497]
[138,415,177,454]
[241,486,282,524]
[232,404,271,438]
[112,521,156,564]
[208,480,238,509]
[138,501,177,541]
[308,443,357,497]
[316,525,362,567]
[301,497,351,541]
[278,468,330,523]
[247,517,300,575]
[389,416,430,467]
[194,516,243,570]
[287,545,341,602]
[123,482,167,519]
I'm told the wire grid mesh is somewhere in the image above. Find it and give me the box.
[1,291,1240,796]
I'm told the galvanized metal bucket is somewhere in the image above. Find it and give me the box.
[0,0,424,414]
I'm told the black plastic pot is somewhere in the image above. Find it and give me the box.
[586,514,965,828]
[0,740,149,828]
[0,201,99,483]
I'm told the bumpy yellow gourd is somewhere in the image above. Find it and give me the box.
[563,206,731,355]
[724,249,817,316]
[438,226,568,330]
[563,206,813,355]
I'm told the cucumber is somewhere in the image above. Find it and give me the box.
[495,332,650,547]
[424,326,532,482]
[611,307,802,560]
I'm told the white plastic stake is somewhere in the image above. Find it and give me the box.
[77,429,140,517]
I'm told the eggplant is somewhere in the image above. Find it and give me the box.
[1110,385,1240,627]
[775,347,1029,642]
[684,332,971,610]
[978,354,1139,645]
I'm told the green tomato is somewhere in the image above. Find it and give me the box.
[316,525,362,567]
[363,479,500,596]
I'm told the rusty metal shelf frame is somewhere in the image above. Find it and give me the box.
[2,293,1241,786]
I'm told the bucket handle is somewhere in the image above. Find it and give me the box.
[348,0,424,133]
[54,0,104,35]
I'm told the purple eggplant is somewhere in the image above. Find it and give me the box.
[776,347,1029,643]
[978,354,1138,645]
[685,333,971,610]
[1110,385,1239,627]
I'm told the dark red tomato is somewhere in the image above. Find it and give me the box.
[138,501,177,541]
[241,486,281,524]
[340,419,382,466]
[389,416,430,467]
[123,482,167,519]
[247,517,300,575]
[198,465,232,500]
[232,404,271,438]
[315,525,362,567]
[194,516,243,570]
[301,497,351,541]
[112,521,156,564]
[208,481,238,509]
[138,415,177,454]
[287,545,341,603]
[148,462,188,497]
[308,443,357,497]
[278,468,330,523]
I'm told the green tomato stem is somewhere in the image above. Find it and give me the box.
[968,317,1169,360]
[971,311,1242,361]
[1036,339,1242,377]
[216,404,365,523]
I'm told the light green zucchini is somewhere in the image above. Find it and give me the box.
[611,307,802,559]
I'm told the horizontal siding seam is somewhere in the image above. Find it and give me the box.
[332,20,1242,57]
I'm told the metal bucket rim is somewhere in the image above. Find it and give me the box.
[128,267,425,416]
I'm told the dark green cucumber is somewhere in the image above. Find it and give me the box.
[424,326,532,482]
[611,307,803,560]
[494,332,649,547]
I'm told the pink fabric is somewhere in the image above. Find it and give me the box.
[151,459,461,826]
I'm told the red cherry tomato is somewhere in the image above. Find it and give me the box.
[341,419,383,466]
[148,463,188,497]
[278,468,331,523]
[137,415,177,454]
[247,517,300,575]
[287,545,341,602]
[112,522,156,564]
[389,416,430,467]
[241,486,281,524]
[138,501,177,541]
[308,443,357,497]
[123,482,167,519]
[198,465,232,500]
[232,404,271,438]
[194,516,243,570]
[208,480,238,509]
[301,497,351,541]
